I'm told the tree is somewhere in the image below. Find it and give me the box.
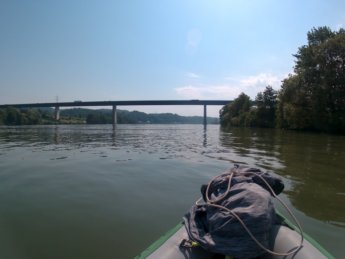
[220,87,278,129]
[86,112,110,124]
[220,93,251,127]
[0,109,5,125]
[276,74,313,130]
[26,109,42,124]
[254,86,278,128]
[278,26,345,133]
[5,107,21,125]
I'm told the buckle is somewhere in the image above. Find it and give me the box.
[179,239,199,248]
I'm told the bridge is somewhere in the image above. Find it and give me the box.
[0,100,231,128]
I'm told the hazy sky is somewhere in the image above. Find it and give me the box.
[1,0,344,116]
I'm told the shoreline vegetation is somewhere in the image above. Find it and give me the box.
[0,107,219,125]
[220,27,345,135]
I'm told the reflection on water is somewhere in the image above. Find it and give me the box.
[0,124,344,258]
[219,127,345,225]
[0,125,343,225]
[203,129,207,147]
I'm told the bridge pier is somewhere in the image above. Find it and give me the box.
[54,106,60,121]
[203,105,207,128]
[112,105,117,129]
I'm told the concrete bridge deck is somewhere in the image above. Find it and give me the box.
[0,100,230,108]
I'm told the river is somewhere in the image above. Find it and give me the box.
[0,124,344,258]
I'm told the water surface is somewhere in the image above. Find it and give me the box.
[0,125,344,258]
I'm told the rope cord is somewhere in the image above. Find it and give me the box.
[199,170,304,257]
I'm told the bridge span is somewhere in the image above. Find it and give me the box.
[0,100,231,128]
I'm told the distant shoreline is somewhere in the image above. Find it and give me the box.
[0,107,219,126]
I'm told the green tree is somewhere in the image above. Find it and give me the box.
[278,26,345,133]
[276,74,313,130]
[254,86,278,128]
[220,93,251,127]
[86,112,110,124]
[25,109,42,124]
[0,109,5,125]
[5,107,21,125]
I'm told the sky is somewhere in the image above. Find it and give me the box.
[1,0,344,117]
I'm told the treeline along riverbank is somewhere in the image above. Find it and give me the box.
[220,26,345,135]
[0,107,219,125]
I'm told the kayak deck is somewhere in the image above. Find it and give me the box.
[135,213,334,259]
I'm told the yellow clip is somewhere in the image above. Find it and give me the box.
[179,239,200,248]
[190,241,199,247]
